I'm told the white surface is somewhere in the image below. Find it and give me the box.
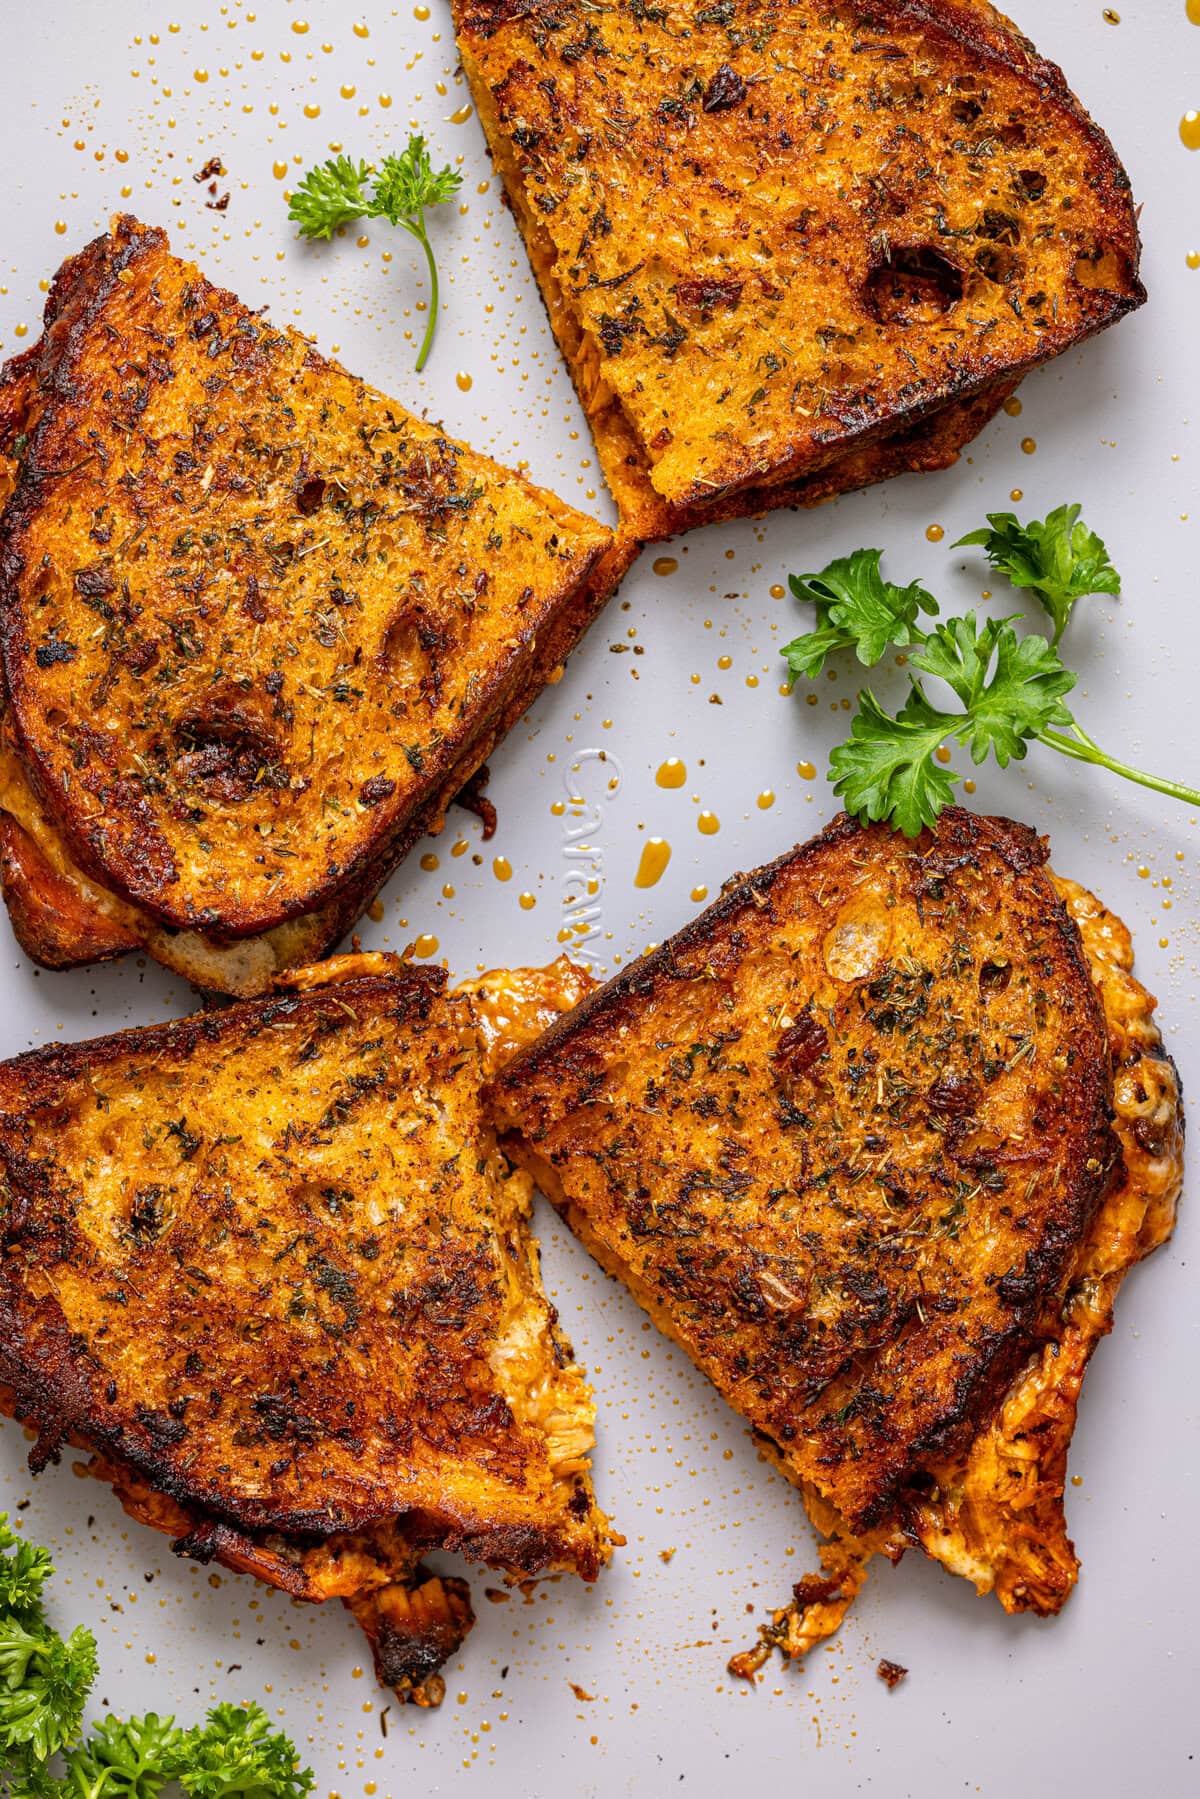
[1,2,1197,1793]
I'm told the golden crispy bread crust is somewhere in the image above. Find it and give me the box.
[492,810,1119,1532]
[0,962,607,1579]
[455,0,1143,532]
[0,218,614,940]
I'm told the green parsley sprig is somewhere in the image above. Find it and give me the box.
[0,1514,311,1799]
[288,137,463,371]
[781,505,1200,836]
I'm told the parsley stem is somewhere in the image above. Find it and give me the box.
[1039,725,1200,810]
[401,214,439,373]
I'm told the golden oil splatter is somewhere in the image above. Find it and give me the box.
[757,789,775,809]
[1137,865,1150,879]
[412,933,439,958]
[656,758,686,788]
[493,855,513,882]
[1010,487,1024,503]
[550,800,566,817]
[303,102,322,119]
[1180,111,1200,150]
[691,885,709,903]
[935,745,952,765]
[414,3,431,15]
[717,654,732,671]
[379,93,393,109]
[925,523,944,543]
[456,371,473,392]
[634,838,672,888]
[518,891,536,911]
[1187,250,1200,270]
[367,898,385,923]
[963,778,977,795]
[652,555,678,577]
[55,220,67,234]
[13,324,28,339]
[1002,394,1023,416]
[1188,0,1200,22]
[354,21,371,36]
[291,18,310,32]
[449,103,474,124]
[340,83,357,99]
[273,160,288,179]
[797,760,817,780]
[697,810,720,835]
[419,853,440,872]
[769,582,786,599]
[1103,7,1120,20]
[1020,436,1037,455]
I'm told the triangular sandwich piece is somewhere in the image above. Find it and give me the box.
[0,954,610,1706]
[454,0,1144,540]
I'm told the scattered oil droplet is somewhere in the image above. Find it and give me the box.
[769,582,786,599]
[1181,111,1200,150]
[1009,487,1024,503]
[717,654,732,670]
[1188,0,1200,22]
[340,83,357,99]
[493,856,513,882]
[291,18,310,32]
[757,789,775,810]
[634,838,672,888]
[697,810,720,835]
[354,21,371,36]
[367,898,385,923]
[1002,394,1023,417]
[194,68,209,82]
[1187,250,1200,270]
[925,523,944,543]
[414,3,431,15]
[55,220,67,235]
[1160,936,1170,948]
[963,778,977,795]
[1020,436,1037,455]
[449,103,474,124]
[1102,6,1120,19]
[652,555,678,577]
[273,160,288,179]
[656,758,686,788]
[420,853,440,872]
[412,933,439,958]
[518,891,536,911]
[303,102,322,119]
[797,760,817,780]
[13,324,27,339]
[379,94,393,108]
[1137,865,1150,879]
[550,800,566,817]
[456,371,473,392]
[935,745,952,765]
[691,885,709,903]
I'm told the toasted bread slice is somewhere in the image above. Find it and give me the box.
[455,0,1143,538]
[0,219,621,986]
[492,811,1140,1521]
[0,954,608,1704]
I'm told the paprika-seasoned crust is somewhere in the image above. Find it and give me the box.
[455,0,1144,536]
[0,218,616,943]
[491,810,1119,1532]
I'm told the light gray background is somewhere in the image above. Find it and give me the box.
[1,2,1197,1793]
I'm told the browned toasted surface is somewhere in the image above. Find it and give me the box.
[0,218,613,939]
[0,959,607,1579]
[455,0,1142,526]
[492,810,1118,1531]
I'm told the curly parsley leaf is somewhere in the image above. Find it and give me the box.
[289,136,463,370]
[0,1619,98,1771]
[175,1704,313,1799]
[953,503,1120,642]
[0,1519,54,1627]
[829,686,961,837]
[782,549,938,682]
[911,616,1077,765]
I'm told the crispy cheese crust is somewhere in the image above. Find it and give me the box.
[455,0,1143,537]
[0,218,615,950]
[491,811,1120,1533]
[0,956,608,1702]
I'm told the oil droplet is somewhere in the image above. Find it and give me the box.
[1180,111,1200,150]
[340,83,357,99]
[769,582,786,599]
[55,220,67,235]
[379,94,393,108]
[1002,394,1023,416]
[194,68,209,81]
[13,324,28,339]
[925,523,944,543]
[291,18,310,32]
[303,102,322,119]
[419,853,440,872]
[456,371,473,392]
[1187,250,1200,270]
[691,885,709,903]
[1160,936,1170,949]
[273,160,288,179]
[634,838,672,888]
[717,654,732,671]
[656,757,686,788]
[414,3,431,15]
[518,891,536,911]
[493,856,513,882]
[1103,6,1120,19]
[354,21,371,36]
[449,104,474,125]
[1009,487,1024,502]
[652,555,678,577]
[1188,0,1200,22]
[413,933,439,958]
[550,800,566,817]
[797,760,817,780]
[367,898,385,923]
[935,745,952,765]
[1137,865,1150,879]
[697,810,720,835]
[1020,436,1037,455]
[963,778,977,795]
[757,789,775,810]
